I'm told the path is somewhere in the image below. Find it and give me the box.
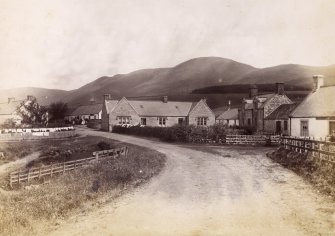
[48,128,334,236]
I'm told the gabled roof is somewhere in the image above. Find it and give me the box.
[128,99,196,116]
[217,108,239,120]
[265,103,299,120]
[71,103,103,116]
[290,86,335,118]
[0,100,23,115]
[105,100,119,114]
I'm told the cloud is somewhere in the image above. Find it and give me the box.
[0,0,334,90]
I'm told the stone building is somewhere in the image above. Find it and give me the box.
[238,83,293,133]
[216,108,239,127]
[101,95,215,132]
[290,75,335,138]
[65,103,103,123]
[0,95,34,125]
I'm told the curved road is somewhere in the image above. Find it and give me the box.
[49,128,334,236]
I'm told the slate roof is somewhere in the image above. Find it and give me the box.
[216,108,239,120]
[71,103,103,116]
[290,86,335,118]
[128,100,196,117]
[265,103,299,120]
[0,100,23,115]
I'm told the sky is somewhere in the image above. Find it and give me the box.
[0,0,335,90]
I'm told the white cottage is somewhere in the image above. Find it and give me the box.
[290,75,335,138]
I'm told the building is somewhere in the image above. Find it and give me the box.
[290,75,335,138]
[216,108,239,127]
[0,96,34,125]
[264,103,298,135]
[65,103,103,123]
[238,83,293,133]
[101,95,215,132]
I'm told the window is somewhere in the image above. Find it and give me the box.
[300,120,309,137]
[178,118,184,125]
[197,117,208,126]
[247,118,251,126]
[141,118,147,126]
[284,120,288,131]
[158,117,166,126]
[117,116,130,125]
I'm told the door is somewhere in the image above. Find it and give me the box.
[276,121,282,134]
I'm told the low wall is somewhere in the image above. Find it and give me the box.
[225,135,280,145]
[0,130,76,141]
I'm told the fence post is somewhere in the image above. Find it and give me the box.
[50,164,53,177]
[18,172,20,185]
[27,169,30,184]
[39,167,42,179]
[63,162,66,174]
[96,153,99,161]
[9,174,12,188]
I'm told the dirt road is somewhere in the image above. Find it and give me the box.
[48,128,334,236]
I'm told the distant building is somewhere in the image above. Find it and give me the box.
[264,103,298,135]
[216,108,239,127]
[290,75,335,138]
[0,95,34,125]
[65,103,103,123]
[238,83,293,133]
[101,95,215,132]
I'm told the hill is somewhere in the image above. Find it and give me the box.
[1,57,335,109]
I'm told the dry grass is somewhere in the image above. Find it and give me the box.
[268,147,335,199]
[0,139,166,236]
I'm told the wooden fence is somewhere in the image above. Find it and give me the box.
[225,135,280,145]
[9,146,128,187]
[281,136,335,163]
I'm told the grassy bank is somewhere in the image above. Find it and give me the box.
[267,147,335,198]
[0,137,166,236]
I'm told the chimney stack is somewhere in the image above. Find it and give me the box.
[312,75,324,92]
[249,85,258,98]
[276,83,285,95]
[8,97,15,103]
[103,94,111,100]
[162,96,168,103]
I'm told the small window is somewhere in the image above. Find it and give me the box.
[284,120,288,131]
[141,118,147,126]
[247,118,251,126]
[300,120,309,137]
[158,117,166,126]
[197,117,208,126]
[178,118,183,125]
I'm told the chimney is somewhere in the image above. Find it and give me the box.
[276,83,285,95]
[8,97,15,103]
[312,75,324,92]
[103,94,111,100]
[249,85,258,98]
[162,96,168,103]
[27,95,34,101]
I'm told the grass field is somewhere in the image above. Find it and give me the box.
[0,136,166,236]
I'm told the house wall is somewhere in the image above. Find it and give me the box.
[290,117,335,138]
[264,119,290,135]
[109,99,141,129]
[141,116,187,127]
[216,119,239,127]
[188,100,215,126]
[0,114,22,125]
[241,109,253,127]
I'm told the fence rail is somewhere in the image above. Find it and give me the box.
[281,136,335,163]
[9,146,128,187]
[225,135,280,145]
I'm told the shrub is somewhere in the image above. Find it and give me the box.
[97,141,112,150]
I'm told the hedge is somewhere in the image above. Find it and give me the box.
[112,124,245,143]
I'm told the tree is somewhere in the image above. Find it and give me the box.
[0,118,19,129]
[48,102,68,122]
[16,96,48,127]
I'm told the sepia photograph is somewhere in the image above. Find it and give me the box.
[0,0,334,235]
